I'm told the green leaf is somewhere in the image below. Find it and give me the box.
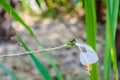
[103,23,111,80]
[104,0,119,80]
[35,0,41,8]
[0,63,19,80]
[84,0,99,80]
[35,0,43,11]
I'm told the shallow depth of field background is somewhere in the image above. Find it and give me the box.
[0,0,120,80]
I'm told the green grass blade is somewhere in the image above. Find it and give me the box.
[111,1,119,37]
[0,63,19,80]
[35,0,41,8]
[104,0,119,80]
[35,0,43,11]
[103,17,111,80]
[84,0,99,80]
[14,31,54,80]
[0,1,63,80]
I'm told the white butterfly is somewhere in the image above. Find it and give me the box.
[75,43,99,65]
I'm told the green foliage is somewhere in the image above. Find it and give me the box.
[84,0,99,80]
[19,0,80,18]
[35,0,41,8]
[104,0,119,80]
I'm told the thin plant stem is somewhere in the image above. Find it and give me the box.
[0,45,67,57]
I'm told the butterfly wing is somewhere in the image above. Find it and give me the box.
[76,43,99,65]
[78,43,99,65]
[80,51,99,65]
